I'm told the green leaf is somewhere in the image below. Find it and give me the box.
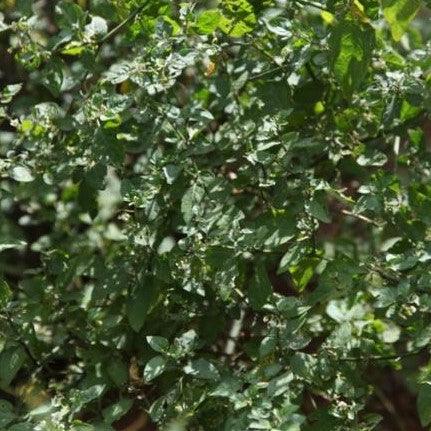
[61,42,86,56]
[329,20,375,96]
[418,382,431,427]
[0,84,22,104]
[0,15,9,33]
[127,279,160,332]
[70,385,106,413]
[0,240,27,252]
[144,356,167,382]
[183,358,220,381]
[0,399,15,428]
[41,59,64,97]
[259,334,277,358]
[381,321,401,343]
[181,183,205,224]
[163,164,181,185]
[195,9,225,34]
[289,257,320,292]
[106,358,128,387]
[309,192,331,223]
[56,0,85,30]
[382,0,421,41]
[11,166,34,182]
[220,0,256,37]
[357,150,388,167]
[85,16,108,38]
[146,336,170,353]
[248,262,272,310]
[102,398,133,424]
[0,347,27,387]
[0,279,11,308]
[278,244,308,274]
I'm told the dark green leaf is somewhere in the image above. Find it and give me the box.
[144,356,167,382]
[418,383,431,427]
[329,20,375,96]
[127,279,160,332]
[248,263,272,310]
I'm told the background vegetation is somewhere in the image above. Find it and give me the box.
[1,0,431,430]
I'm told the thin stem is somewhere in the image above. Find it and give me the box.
[336,348,424,362]
[341,209,383,228]
[100,3,148,45]
[248,66,285,81]
[368,262,400,283]
[251,41,278,65]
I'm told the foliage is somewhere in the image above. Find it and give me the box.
[0,0,431,429]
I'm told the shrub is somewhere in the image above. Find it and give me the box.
[1,0,431,430]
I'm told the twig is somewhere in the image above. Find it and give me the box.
[248,66,285,81]
[367,263,401,283]
[336,348,424,362]
[341,209,383,228]
[251,41,278,65]
[100,3,149,46]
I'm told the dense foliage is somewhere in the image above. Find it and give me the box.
[1,0,431,429]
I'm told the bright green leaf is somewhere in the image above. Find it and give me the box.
[382,0,421,41]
